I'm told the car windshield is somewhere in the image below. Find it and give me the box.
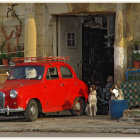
[8,66,45,80]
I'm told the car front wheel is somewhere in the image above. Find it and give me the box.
[24,99,38,122]
[71,97,85,116]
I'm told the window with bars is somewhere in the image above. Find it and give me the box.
[67,33,76,48]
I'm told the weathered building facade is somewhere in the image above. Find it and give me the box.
[0,3,139,85]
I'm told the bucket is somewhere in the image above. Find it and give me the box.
[110,99,128,119]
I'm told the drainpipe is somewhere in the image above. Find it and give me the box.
[56,16,58,57]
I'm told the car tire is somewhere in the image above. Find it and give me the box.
[71,97,85,116]
[25,99,38,122]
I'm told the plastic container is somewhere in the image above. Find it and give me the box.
[110,99,128,119]
[126,68,140,81]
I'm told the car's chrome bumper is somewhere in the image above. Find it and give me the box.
[0,105,24,115]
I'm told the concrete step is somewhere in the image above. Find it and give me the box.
[120,109,140,123]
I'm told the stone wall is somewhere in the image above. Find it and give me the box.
[35,4,53,57]
[123,4,140,68]
[0,3,140,84]
[0,3,54,59]
[131,4,140,39]
[0,4,25,58]
[35,4,46,57]
[46,3,116,15]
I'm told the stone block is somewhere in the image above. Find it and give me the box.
[122,109,133,119]
[111,129,123,133]
[35,4,44,14]
[46,4,69,15]
[131,110,140,118]
[132,4,140,12]
[45,47,53,56]
[36,47,43,57]
[36,26,44,36]
[35,15,44,26]
[89,3,116,12]
[127,118,135,124]
[37,36,45,46]
[121,129,140,134]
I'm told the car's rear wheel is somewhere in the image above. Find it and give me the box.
[25,99,38,122]
[71,97,85,116]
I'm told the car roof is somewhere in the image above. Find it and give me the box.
[14,60,77,78]
[15,61,69,67]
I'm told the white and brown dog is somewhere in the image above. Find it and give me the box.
[85,85,98,116]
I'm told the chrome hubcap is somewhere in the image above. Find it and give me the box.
[75,102,81,111]
[30,106,36,116]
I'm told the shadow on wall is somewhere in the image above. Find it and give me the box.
[114,65,124,84]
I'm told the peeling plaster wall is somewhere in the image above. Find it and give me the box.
[35,4,54,57]
[89,3,116,12]
[131,4,140,40]
[35,4,47,57]
[46,3,116,15]
[0,3,140,83]
[45,3,137,83]
[123,4,140,72]
[114,4,125,84]
[0,4,25,56]
[123,4,133,69]
[46,3,69,15]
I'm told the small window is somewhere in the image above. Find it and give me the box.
[46,67,59,80]
[60,67,73,79]
[67,33,76,48]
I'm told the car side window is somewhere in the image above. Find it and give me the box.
[60,66,73,79]
[46,67,59,80]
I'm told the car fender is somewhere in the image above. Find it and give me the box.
[71,80,89,106]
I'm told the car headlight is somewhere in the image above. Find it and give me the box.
[10,90,18,99]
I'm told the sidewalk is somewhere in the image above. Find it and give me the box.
[0,111,140,135]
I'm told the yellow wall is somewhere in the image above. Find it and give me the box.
[0,3,140,83]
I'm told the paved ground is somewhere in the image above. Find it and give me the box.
[0,111,140,137]
[1,132,140,137]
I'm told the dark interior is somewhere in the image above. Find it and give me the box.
[82,14,115,87]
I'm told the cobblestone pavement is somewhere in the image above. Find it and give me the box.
[0,111,140,136]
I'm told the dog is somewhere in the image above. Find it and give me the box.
[85,85,98,116]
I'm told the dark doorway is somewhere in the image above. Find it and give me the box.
[82,14,115,87]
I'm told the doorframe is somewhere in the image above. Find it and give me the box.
[53,13,116,82]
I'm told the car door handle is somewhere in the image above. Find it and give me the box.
[60,83,64,87]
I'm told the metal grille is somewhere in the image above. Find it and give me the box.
[0,92,5,108]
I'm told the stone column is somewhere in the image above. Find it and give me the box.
[24,4,36,57]
[114,4,126,84]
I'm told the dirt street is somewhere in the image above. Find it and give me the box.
[0,111,140,137]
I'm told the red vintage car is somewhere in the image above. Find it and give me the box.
[0,57,88,121]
